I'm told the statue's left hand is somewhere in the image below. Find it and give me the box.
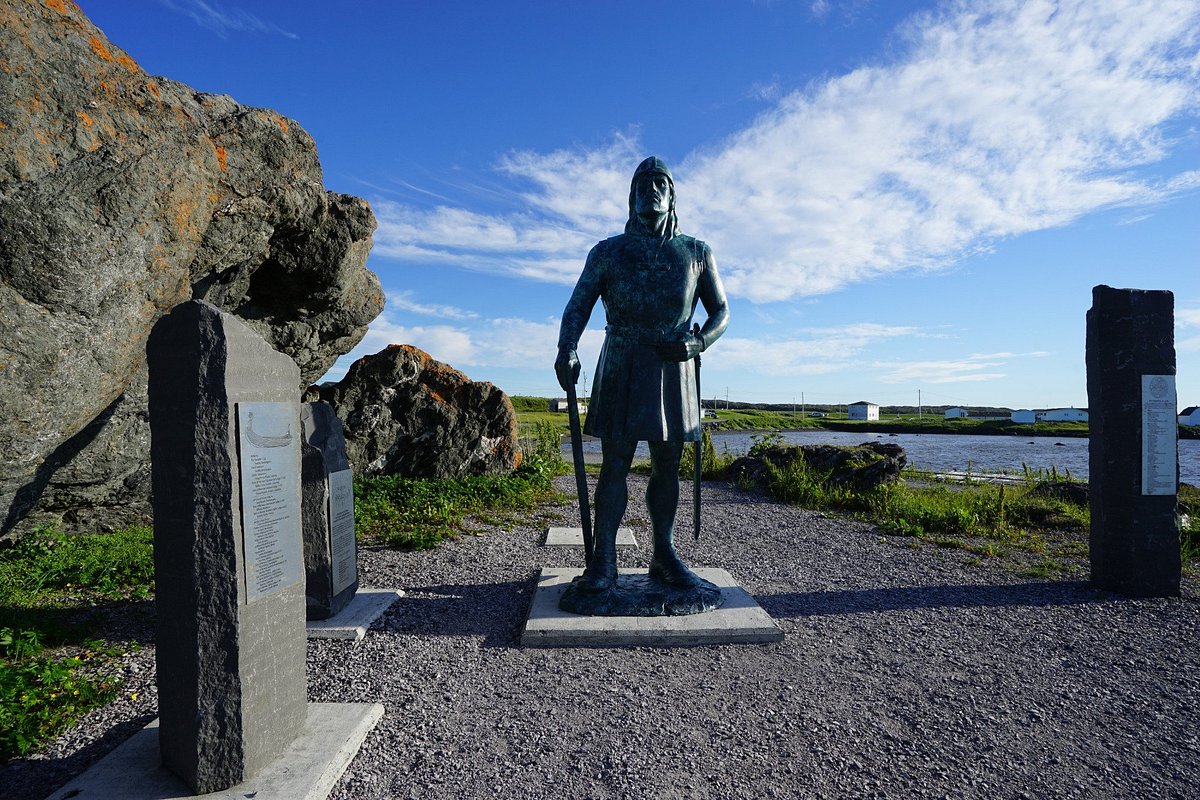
[656,333,703,362]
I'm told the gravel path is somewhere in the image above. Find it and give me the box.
[5,475,1199,799]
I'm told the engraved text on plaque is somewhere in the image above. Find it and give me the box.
[1141,374,1177,496]
[328,468,357,595]
[237,402,303,601]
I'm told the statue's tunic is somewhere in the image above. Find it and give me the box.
[558,232,715,442]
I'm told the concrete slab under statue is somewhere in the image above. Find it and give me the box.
[543,526,636,548]
[522,568,783,647]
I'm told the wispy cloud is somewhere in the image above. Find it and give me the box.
[158,0,298,39]
[705,322,923,376]
[370,0,1200,301]
[1179,308,1200,352]
[322,288,576,383]
[388,290,478,321]
[1177,308,1200,328]
[874,351,1050,384]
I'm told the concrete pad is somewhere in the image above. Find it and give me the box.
[543,526,637,548]
[307,588,403,641]
[521,568,784,648]
[45,702,383,800]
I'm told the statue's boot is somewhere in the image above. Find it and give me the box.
[648,528,703,588]
[575,527,617,592]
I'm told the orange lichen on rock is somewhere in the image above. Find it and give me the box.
[76,110,93,128]
[45,0,69,14]
[396,343,429,361]
[213,144,227,171]
[116,54,138,73]
[146,81,159,98]
[275,116,289,134]
[87,35,113,62]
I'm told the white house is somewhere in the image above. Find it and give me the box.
[944,407,969,419]
[1011,409,1036,424]
[549,398,586,415]
[1180,406,1200,426]
[1038,408,1089,423]
[848,401,880,421]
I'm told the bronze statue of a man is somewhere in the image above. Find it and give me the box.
[555,156,730,608]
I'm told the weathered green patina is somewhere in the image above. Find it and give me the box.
[555,156,730,616]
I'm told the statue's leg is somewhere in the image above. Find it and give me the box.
[578,436,635,592]
[646,440,702,588]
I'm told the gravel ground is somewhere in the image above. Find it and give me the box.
[4,475,1199,799]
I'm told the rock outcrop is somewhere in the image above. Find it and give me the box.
[0,2,384,537]
[313,345,520,479]
[726,442,907,494]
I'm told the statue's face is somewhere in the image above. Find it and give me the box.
[634,174,672,216]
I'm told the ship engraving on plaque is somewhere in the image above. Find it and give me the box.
[237,402,303,601]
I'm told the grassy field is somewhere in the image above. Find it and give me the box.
[723,436,1199,579]
[514,406,1097,439]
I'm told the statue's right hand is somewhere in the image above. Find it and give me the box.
[555,348,580,391]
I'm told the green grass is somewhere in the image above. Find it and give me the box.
[355,422,568,549]
[752,447,1197,577]
[0,526,152,762]
[705,408,823,431]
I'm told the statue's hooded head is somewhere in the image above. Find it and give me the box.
[626,156,679,237]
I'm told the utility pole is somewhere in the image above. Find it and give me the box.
[801,392,805,417]
[918,389,922,421]
[726,387,729,409]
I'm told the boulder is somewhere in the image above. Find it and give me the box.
[726,442,907,494]
[313,345,520,478]
[0,2,383,537]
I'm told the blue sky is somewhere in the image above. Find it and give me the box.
[79,0,1200,410]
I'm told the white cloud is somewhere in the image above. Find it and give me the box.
[158,0,298,38]
[1177,308,1200,328]
[369,0,1200,303]
[388,290,478,321]
[874,350,1050,384]
[705,322,922,376]
[1178,309,1200,352]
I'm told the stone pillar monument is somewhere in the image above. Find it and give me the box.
[148,300,307,793]
[1085,285,1180,597]
[300,401,359,620]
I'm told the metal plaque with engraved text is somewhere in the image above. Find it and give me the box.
[328,468,357,595]
[237,402,303,601]
[1141,375,1177,496]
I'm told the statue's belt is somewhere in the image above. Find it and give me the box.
[605,325,686,346]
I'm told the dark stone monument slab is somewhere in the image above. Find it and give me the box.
[300,401,358,620]
[1085,285,1180,597]
[148,300,307,794]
